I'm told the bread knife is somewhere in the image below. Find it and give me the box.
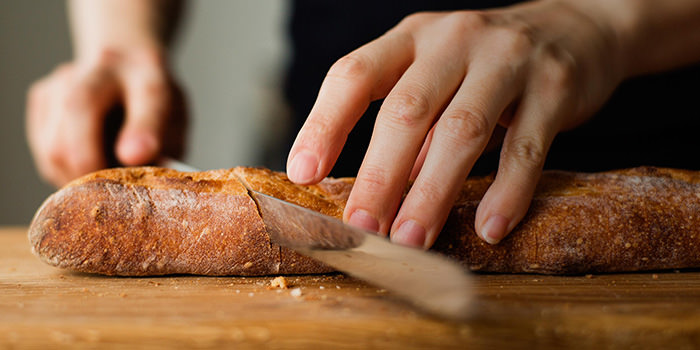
[157,158,473,320]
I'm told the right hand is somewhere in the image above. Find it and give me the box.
[26,49,187,187]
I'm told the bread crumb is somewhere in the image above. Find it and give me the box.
[652,274,659,280]
[585,274,593,279]
[290,288,302,298]
[248,292,255,297]
[235,290,240,294]
[319,286,325,290]
[576,238,583,245]
[624,243,632,248]
[270,276,289,289]
[641,257,649,261]
[336,285,341,289]
[243,262,253,269]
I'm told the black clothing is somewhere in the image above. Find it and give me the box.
[281,0,700,177]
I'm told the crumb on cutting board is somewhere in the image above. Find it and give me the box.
[270,276,289,289]
[290,288,302,298]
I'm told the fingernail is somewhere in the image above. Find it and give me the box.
[288,151,318,184]
[392,220,426,248]
[481,215,509,245]
[348,209,379,232]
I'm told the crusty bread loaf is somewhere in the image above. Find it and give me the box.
[29,166,700,275]
[29,167,334,276]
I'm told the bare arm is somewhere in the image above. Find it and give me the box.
[69,0,183,61]
[576,0,700,77]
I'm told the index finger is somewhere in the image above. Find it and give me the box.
[343,53,468,234]
[286,31,414,185]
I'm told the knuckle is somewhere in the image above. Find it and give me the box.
[428,12,489,46]
[441,106,492,147]
[451,11,489,32]
[327,54,372,83]
[491,25,534,56]
[399,12,432,28]
[539,46,578,89]
[357,165,390,194]
[94,49,121,67]
[380,91,432,129]
[63,87,94,114]
[413,178,447,205]
[503,136,546,170]
[302,116,334,141]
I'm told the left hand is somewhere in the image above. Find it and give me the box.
[286,0,628,248]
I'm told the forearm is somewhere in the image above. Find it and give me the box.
[559,0,700,78]
[68,0,184,62]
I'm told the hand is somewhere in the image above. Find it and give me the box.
[287,0,628,247]
[26,49,187,187]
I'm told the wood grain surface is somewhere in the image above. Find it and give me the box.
[2,227,700,349]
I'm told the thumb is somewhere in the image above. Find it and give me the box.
[116,77,172,166]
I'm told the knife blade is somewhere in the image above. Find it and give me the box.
[157,158,473,320]
[248,190,473,320]
[157,157,200,172]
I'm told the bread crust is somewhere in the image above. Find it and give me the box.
[29,166,700,275]
[437,167,700,273]
[29,167,331,276]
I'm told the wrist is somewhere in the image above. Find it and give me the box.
[549,0,642,79]
[69,0,174,67]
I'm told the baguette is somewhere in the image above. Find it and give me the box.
[29,166,700,275]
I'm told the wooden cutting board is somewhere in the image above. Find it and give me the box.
[2,226,700,349]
